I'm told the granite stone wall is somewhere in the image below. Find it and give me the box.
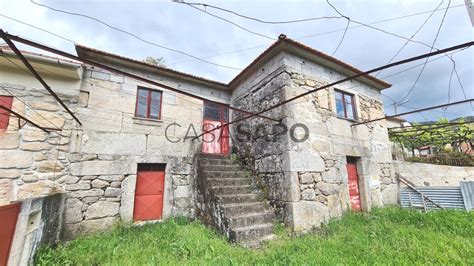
[230,51,396,231]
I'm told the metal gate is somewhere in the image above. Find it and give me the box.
[400,186,468,210]
[0,202,21,265]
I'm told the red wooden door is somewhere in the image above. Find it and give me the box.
[346,159,362,211]
[133,169,165,221]
[0,202,21,265]
[0,96,13,129]
[202,101,229,155]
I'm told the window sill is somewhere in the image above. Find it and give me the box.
[336,116,359,123]
[132,117,163,127]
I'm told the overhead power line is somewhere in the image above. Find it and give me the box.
[1,31,279,122]
[0,105,58,133]
[353,99,473,126]
[29,0,241,71]
[194,41,474,139]
[177,1,342,24]
[399,0,452,103]
[1,29,82,125]
[375,0,445,78]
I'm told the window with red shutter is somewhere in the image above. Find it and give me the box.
[0,96,13,130]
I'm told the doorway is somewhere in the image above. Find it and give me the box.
[202,101,229,155]
[133,164,166,221]
[346,157,362,211]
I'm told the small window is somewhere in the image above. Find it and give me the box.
[0,96,13,129]
[335,90,356,120]
[135,87,163,120]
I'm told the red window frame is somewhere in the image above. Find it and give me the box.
[0,96,13,130]
[335,90,356,120]
[134,87,163,120]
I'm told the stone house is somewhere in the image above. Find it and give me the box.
[0,35,397,246]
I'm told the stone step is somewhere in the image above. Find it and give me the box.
[222,202,269,217]
[208,178,252,186]
[198,158,238,166]
[200,165,242,171]
[229,223,274,242]
[203,171,246,179]
[198,153,230,159]
[239,234,276,249]
[216,193,259,204]
[213,185,253,195]
[228,211,274,228]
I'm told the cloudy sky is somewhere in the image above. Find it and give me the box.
[1,0,472,122]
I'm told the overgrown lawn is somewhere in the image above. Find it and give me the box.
[36,207,473,265]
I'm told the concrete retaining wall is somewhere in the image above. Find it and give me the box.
[393,161,474,186]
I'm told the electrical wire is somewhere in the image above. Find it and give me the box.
[0,53,65,130]
[375,0,445,78]
[29,0,242,71]
[399,0,452,103]
[179,1,342,24]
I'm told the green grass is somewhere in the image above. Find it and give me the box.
[36,207,473,265]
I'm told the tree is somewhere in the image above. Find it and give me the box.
[389,118,474,155]
[144,56,166,67]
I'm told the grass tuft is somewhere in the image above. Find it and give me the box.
[36,207,473,265]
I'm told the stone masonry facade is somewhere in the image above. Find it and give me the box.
[1,36,400,240]
[231,51,397,231]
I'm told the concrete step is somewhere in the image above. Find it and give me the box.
[213,185,253,195]
[222,202,269,217]
[200,165,242,171]
[228,211,274,228]
[230,223,274,242]
[208,178,252,186]
[239,234,276,248]
[198,158,238,166]
[216,193,259,204]
[203,171,246,179]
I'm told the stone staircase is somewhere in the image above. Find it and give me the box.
[197,154,275,248]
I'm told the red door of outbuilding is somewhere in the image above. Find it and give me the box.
[346,158,362,211]
[133,164,165,221]
[202,101,229,155]
[0,202,21,265]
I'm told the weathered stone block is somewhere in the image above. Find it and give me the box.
[64,198,83,223]
[91,179,109,188]
[71,161,134,175]
[301,189,316,201]
[175,186,191,198]
[172,175,190,186]
[283,150,325,172]
[85,201,119,219]
[68,189,104,198]
[0,150,33,169]
[20,142,51,151]
[285,201,330,231]
[29,101,60,111]
[0,132,19,149]
[316,182,339,195]
[299,173,313,184]
[81,131,146,155]
[381,184,398,205]
[66,181,91,191]
[38,161,65,172]
[17,180,64,200]
[104,187,121,197]
[0,169,22,179]
[21,174,38,183]
[30,111,65,128]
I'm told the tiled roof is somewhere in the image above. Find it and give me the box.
[74,35,391,90]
